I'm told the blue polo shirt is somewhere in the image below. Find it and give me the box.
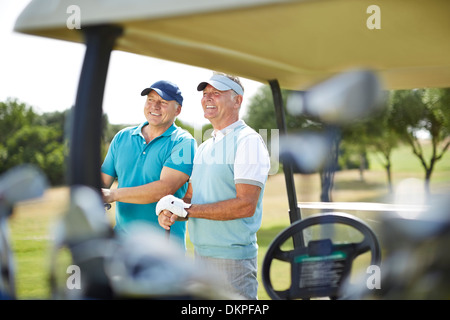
[101,122,196,248]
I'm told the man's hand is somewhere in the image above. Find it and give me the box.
[101,188,115,203]
[158,210,179,230]
[156,195,191,218]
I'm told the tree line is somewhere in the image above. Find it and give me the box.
[1,87,449,196]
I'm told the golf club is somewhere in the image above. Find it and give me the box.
[0,165,48,299]
[279,130,334,174]
[286,70,385,124]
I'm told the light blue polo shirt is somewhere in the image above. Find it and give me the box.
[188,121,270,259]
[101,122,196,248]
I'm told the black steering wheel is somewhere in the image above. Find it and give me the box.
[262,212,381,300]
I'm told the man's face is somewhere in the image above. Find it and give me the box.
[144,90,181,128]
[201,84,240,122]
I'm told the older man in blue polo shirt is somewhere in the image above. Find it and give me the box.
[156,73,271,299]
[101,80,196,249]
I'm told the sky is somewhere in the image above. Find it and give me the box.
[0,0,264,127]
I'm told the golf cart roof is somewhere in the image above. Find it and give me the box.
[14,0,450,90]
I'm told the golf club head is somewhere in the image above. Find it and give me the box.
[50,186,115,299]
[287,70,385,124]
[279,131,334,174]
[57,185,113,242]
[0,164,48,217]
[105,222,242,299]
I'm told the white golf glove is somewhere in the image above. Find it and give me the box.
[156,195,191,218]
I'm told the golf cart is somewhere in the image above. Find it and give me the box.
[11,0,450,299]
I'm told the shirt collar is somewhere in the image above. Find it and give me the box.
[133,121,177,138]
[211,120,245,142]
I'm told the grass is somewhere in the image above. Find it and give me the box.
[6,143,450,300]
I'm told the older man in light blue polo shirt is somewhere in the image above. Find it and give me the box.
[101,80,196,248]
[156,73,271,299]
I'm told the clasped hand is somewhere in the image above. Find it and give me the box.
[156,195,191,230]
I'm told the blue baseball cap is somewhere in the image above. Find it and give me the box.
[197,74,244,96]
[141,80,183,105]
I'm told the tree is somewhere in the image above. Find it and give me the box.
[3,125,65,184]
[389,88,450,194]
[366,110,399,193]
[0,98,39,146]
[4,125,64,184]
[340,97,399,193]
[0,98,67,185]
[244,85,308,132]
[340,121,370,180]
[0,98,39,173]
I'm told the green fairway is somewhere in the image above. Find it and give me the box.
[7,143,450,300]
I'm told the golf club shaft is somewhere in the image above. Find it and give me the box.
[166,228,170,241]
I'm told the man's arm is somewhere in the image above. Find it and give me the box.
[187,183,261,220]
[102,166,189,204]
[101,172,115,188]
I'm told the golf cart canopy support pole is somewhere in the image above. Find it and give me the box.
[269,79,304,248]
[68,25,123,189]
